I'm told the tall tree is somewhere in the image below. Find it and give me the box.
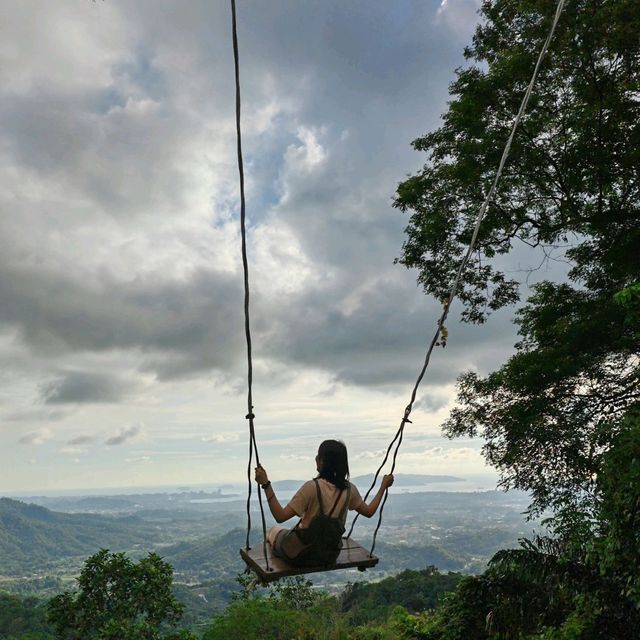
[394,0,640,520]
[47,550,194,640]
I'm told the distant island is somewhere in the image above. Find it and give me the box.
[352,473,463,486]
[272,473,463,491]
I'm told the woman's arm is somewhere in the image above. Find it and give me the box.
[355,474,394,518]
[255,465,296,523]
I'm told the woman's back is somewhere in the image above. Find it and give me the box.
[253,439,393,566]
[289,478,363,528]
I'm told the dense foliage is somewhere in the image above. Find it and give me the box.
[340,567,462,625]
[395,0,639,518]
[202,577,348,640]
[413,427,640,638]
[393,0,640,637]
[0,593,53,640]
[47,550,195,640]
[5,567,463,640]
[203,572,466,640]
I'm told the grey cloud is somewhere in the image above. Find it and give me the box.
[0,3,220,222]
[435,0,482,37]
[68,435,96,445]
[0,263,245,379]
[261,271,518,389]
[0,242,518,394]
[412,394,451,413]
[105,424,142,446]
[0,88,213,222]
[0,0,519,394]
[41,371,132,404]
[223,1,466,124]
[0,87,114,180]
[3,408,67,423]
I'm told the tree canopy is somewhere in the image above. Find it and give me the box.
[396,0,639,322]
[394,0,639,636]
[395,0,639,520]
[47,550,194,640]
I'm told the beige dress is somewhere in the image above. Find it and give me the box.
[270,478,364,564]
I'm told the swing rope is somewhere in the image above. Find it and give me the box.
[231,0,270,571]
[231,0,566,566]
[347,0,567,558]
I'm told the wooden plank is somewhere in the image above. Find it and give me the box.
[240,537,378,583]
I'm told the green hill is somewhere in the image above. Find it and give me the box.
[162,527,245,580]
[0,497,152,574]
[162,527,466,582]
[373,539,465,573]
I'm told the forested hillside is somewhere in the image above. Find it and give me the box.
[165,527,467,578]
[0,498,153,574]
[163,528,243,577]
[0,488,527,586]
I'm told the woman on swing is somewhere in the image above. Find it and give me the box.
[254,439,394,566]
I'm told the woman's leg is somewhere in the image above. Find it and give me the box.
[267,525,287,547]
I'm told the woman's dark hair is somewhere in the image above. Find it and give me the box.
[317,440,350,490]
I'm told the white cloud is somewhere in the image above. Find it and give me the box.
[435,0,482,38]
[201,432,239,444]
[59,446,85,456]
[279,453,313,462]
[18,428,53,446]
[125,455,151,464]
[354,449,387,461]
[0,0,130,94]
[401,446,483,463]
[286,126,327,172]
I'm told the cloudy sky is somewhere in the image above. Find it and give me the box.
[0,0,545,494]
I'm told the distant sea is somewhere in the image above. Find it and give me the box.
[4,473,500,500]
[189,474,501,504]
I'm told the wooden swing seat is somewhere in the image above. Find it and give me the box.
[240,537,378,583]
